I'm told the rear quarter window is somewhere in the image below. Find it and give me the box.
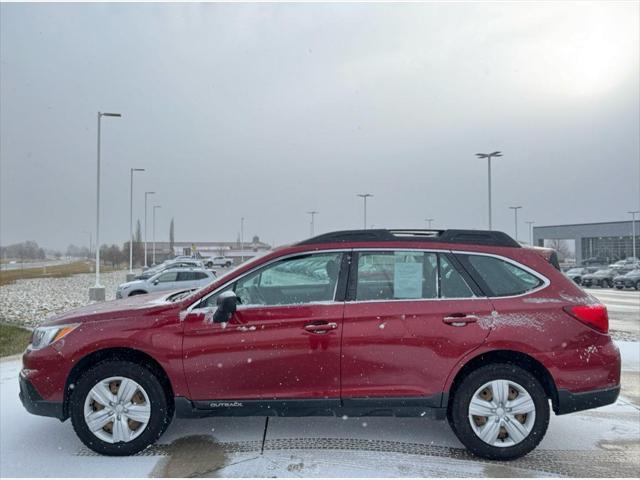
[459,254,543,297]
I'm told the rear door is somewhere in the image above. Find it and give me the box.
[341,249,493,405]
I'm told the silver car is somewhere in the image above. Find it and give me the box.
[116,268,215,298]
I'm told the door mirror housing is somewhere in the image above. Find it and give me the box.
[153,280,160,285]
[213,291,238,323]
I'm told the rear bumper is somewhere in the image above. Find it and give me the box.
[554,385,620,415]
[19,374,66,421]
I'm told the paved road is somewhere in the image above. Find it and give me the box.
[0,259,73,271]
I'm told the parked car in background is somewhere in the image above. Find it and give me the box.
[116,268,215,298]
[613,269,640,290]
[564,267,588,285]
[581,268,616,288]
[204,256,233,268]
[21,229,620,461]
[581,256,608,267]
[135,259,206,280]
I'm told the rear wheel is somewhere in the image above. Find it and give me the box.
[448,363,549,460]
[70,360,171,456]
[635,281,640,291]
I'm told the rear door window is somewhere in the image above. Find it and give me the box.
[460,254,543,296]
[354,251,474,301]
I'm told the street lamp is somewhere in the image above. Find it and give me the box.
[425,218,434,229]
[475,151,503,230]
[629,210,640,262]
[525,220,535,246]
[128,168,145,278]
[152,205,162,266]
[90,111,122,302]
[509,206,522,241]
[356,193,373,229]
[240,217,245,263]
[144,191,155,268]
[307,211,318,237]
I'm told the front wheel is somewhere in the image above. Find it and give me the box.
[448,363,549,460]
[70,360,171,456]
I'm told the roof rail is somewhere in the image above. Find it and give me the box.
[297,229,520,248]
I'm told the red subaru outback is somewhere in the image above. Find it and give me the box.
[20,229,620,459]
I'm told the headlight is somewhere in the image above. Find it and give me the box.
[30,324,79,350]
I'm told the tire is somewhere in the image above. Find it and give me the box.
[225,262,232,268]
[448,363,550,460]
[635,281,640,291]
[615,285,623,290]
[70,360,171,456]
[601,279,611,288]
[574,277,581,285]
[206,262,213,268]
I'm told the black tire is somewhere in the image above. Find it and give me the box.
[70,360,171,456]
[206,262,213,268]
[225,262,232,268]
[615,285,623,290]
[635,281,640,291]
[448,363,550,460]
[128,290,147,296]
[574,277,581,285]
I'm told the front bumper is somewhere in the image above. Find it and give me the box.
[19,373,66,421]
[554,385,620,415]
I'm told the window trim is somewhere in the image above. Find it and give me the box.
[347,248,478,303]
[186,249,350,313]
[346,248,549,303]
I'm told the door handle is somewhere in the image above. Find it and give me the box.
[304,322,338,333]
[443,314,479,326]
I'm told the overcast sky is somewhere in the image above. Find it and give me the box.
[1,2,638,250]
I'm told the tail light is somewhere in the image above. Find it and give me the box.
[563,304,609,333]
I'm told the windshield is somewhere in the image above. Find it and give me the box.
[566,268,582,274]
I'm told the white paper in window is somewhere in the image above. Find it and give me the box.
[394,261,423,298]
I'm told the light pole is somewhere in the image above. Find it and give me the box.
[144,191,155,268]
[356,193,373,229]
[475,151,503,230]
[629,210,640,262]
[425,218,434,229]
[240,217,245,263]
[509,206,522,242]
[152,205,162,265]
[128,168,145,279]
[307,211,318,237]
[525,220,535,246]
[90,111,121,302]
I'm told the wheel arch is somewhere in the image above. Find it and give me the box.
[445,349,559,414]
[63,347,175,419]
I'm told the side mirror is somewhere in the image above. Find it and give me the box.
[153,280,160,285]
[213,291,238,323]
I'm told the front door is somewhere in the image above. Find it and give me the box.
[182,251,346,402]
[341,250,493,405]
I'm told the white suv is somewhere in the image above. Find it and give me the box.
[116,268,215,298]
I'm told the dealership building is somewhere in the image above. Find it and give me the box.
[532,220,639,265]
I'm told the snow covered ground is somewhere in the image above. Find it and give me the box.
[1,342,638,477]
[0,270,127,327]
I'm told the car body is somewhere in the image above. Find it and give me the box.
[20,229,620,460]
[204,256,233,268]
[613,269,640,290]
[116,268,215,298]
[581,268,616,288]
[134,259,206,280]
